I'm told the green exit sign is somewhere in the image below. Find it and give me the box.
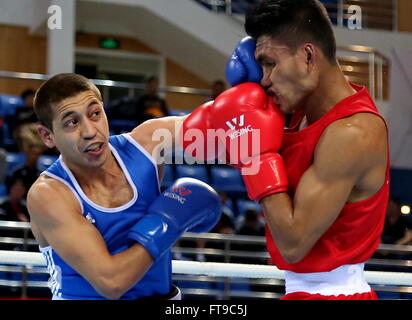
[99,37,120,49]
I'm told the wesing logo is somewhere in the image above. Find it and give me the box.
[164,186,192,204]
[226,114,253,140]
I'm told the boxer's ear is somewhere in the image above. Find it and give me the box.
[37,124,56,149]
[303,44,315,65]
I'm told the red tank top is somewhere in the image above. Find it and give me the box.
[266,84,390,273]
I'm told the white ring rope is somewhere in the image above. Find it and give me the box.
[1,250,412,286]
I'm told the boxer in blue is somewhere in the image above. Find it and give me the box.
[27,73,221,300]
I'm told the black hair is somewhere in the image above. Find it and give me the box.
[34,73,102,130]
[245,209,259,222]
[21,89,35,100]
[245,0,337,63]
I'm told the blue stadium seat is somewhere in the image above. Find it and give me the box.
[175,165,209,183]
[161,164,174,189]
[231,279,251,292]
[28,272,50,282]
[377,291,401,300]
[37,155,59,172]
[108,119,139,135]
[213,278,251,292]
[0,184,7,197]
[168,109,190,117]
[1,122,16,148]
[210,166,246,195]
[0,94,23,117]
[0,94,24,148]
[6,152,26,176]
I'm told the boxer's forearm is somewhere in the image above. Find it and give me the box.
[92,244,153,299]
[260,193,312,264]
[260,161,356,264]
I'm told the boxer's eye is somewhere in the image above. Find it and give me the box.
[258,56,275,68]
[64,119,78,128]
[261,60,275,69]
[91,111,100,118]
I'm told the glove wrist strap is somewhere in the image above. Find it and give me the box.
[241,153,288,202]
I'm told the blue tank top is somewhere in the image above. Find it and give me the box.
[39,134,172,300]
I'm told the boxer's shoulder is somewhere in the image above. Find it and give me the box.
[315,113,387,177]
[321,113,386,149]
[27,174,81,218]
[331,112,386,132]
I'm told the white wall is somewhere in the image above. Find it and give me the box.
[334,26,412,60]
[387,49,412,169]
[0,0,32,26]
[79,0,245,82]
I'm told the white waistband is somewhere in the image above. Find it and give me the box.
[284,263,371,296]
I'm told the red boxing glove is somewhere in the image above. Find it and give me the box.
[210,82,288,201]
[180,101,225,162]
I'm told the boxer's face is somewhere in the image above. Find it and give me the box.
[256,35,317,114]
[38,90,110,169]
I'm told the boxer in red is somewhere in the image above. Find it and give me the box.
[182,0,389,300]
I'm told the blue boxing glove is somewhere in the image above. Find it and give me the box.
[226,36,263,87]
[127,178,221,261]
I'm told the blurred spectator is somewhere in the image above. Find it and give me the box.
[0,176,34,250]
[135,76,169,123]
[231,209,266,265]
[210,80,226,101]
[106,96,140,122]
[211,191,235,234]
[173,191,235,262]
[106,77,168,125]
[198,209,234,262]
[22,88,35,108]
[0,177,29,222]
[373,196,412,261]
[381,196,412,245]
[5,89,46,194]
[0,148,7,184]
[201,192,235,262]
[7,149,42,197]
[237,209,265,237]
[9,89,37,144]
[210,210,235,235]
